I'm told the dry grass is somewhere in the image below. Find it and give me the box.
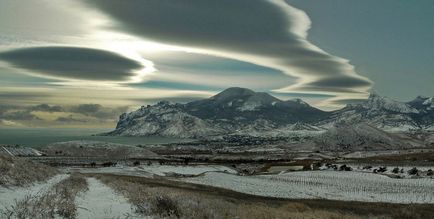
[0,155,58,187]
[95,174,398,219]
[1,173,88,219]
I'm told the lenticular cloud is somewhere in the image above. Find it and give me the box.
[86,0,372,105]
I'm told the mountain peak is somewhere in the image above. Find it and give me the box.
[363,93,419,114]
[293,98,309,106]
[368,91,381,100]
[211,87,255,101]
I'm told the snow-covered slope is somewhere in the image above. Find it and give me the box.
[107,101,225,138]
[107,88,434,138]
[185,87,327,124]
[314,123,410,151]
[320,93,433,132]
[363,93,419,113]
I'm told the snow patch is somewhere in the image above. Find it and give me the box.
[76,178,140,219]
[0,174,68,210]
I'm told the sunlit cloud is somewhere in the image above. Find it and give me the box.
[85,0,373,106]
[0,0,376,112]
[0,46,148,83]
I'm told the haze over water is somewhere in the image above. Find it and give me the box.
[0,128,190,149]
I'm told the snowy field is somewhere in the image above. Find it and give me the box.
[136,164,237,176]
[181,171,434,204]
[76,178,141,219]
[0,174,68,211]
[69,164,237,177]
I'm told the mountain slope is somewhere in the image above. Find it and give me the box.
[319,93,433,131]
[107,87,434,138]
[106,101,224,138]
[314,123,408,151]
[185,87,328,124]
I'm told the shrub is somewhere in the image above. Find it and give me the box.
[378,167,387,173]
[339,165,352,171]
[407,167,418,175]
[152,195,180,218]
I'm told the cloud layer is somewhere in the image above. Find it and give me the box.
[139,51,295,90]
[86,0,373,103]
[0,46,144,81]
[0,103,129,127]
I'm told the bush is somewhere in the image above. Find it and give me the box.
[152,195,180,218]
[378,167,387,173]
[407,167,418,175]
[339,165,352,171]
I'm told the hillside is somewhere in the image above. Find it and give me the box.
[42,141,160,159]
[106,87,434,139]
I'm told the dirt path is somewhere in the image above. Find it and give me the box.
[0,174,68,211]
[76,177,141,219]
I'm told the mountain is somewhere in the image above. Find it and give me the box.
[407,96,434,129]
[106,101,224,138]
[320,93,434,132]
[185,87,328,125]
[106,87,328,138]
[313,123,407,151]
[106,87,434,138]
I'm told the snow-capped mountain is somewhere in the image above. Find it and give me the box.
[321,93,433,132]
[362,93,419,114]
[185,87,327,124]
[106,87,434,138]
[106,101,224,138]
[314,123,406,151]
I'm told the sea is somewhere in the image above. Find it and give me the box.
[0,128,191,149]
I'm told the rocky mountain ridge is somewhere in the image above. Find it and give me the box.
[106,87,433,139]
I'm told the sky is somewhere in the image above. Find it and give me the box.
[0,0,432,128]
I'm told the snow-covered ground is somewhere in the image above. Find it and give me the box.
[181,171,434,204]
[69,164,237,177]
[69,166,154,178]
[0,174,68,211]
[76,178,142,219]
[136,164,237,176]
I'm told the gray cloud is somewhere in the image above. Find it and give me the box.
[0,92,48,99]
[31,104,63,112]
[71,104,102,115]
[130,96,204,104]
[0,105,11,115]
[0,46,143,81]
[71,104,128,119]
[306,77,372,88]
[0,103,128,126]
[85,0,372,102]
[1,110,39,121]
[56,115,87,123]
